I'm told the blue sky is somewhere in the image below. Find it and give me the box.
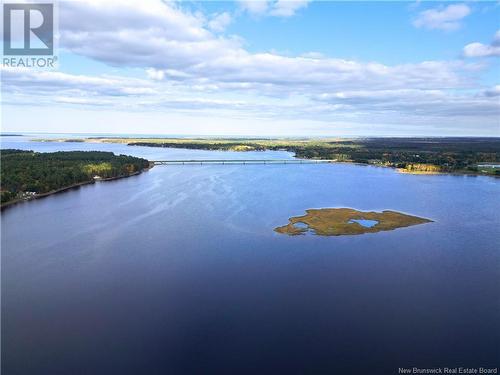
[2,0,499,136]
[203,2,498,62]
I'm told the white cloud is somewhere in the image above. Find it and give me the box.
[1,67,157,97]
[269,0,310,17]
[238,0,269,16]
[481,85,500,97]
[315,88,500,118]
[55,0,482,95]
[238,0,311,17]
[413,3,470,31]
[0,67,258,113]
[463,30,500,57]
[145,68,166,81]
[3,66,498,128]
[492,30,500,46]
[495,30,500,46]
[463,43,500,57]
[60,0,241,70]
[208,12,232,32]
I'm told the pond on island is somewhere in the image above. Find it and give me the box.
[348,218,379,227]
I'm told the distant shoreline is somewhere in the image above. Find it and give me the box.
[31,136,500,178]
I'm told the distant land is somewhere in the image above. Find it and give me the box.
[275,208,433,236]
[0,150,150,207]
[37,136,500,176]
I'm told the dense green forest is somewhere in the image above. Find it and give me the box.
[0,150,149,205]
[289,138,500,174]
[126,137,500,175]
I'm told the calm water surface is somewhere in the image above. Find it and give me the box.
[348,219,379,228]
[2,136,500,374]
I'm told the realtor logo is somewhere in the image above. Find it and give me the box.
[3,3,53,55]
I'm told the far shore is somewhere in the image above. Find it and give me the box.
[30,136,500,178]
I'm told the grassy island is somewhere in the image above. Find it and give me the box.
[0,150,150,207]
[37,137,500,176]
[275,208,432,236]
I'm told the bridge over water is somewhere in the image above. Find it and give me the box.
[152,159,336,165]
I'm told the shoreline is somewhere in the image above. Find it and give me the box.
[0,167,152,210]
[395,167,498,177]
[304,160,499,178]
[25,137,500,178]
[396,169,444,175]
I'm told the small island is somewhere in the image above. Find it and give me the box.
[0,150,151,207]
[275,208,432,236]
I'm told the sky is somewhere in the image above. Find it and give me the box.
[1,0,499,136]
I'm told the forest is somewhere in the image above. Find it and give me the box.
[0,150,150,205]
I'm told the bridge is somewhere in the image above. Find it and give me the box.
[151,159,336,165]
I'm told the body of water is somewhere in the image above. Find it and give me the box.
[348,219,379,228]
[2,135,499,374]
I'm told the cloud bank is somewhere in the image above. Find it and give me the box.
[238,0,311,17]
[464,30,500,58]
[413,3,470,31]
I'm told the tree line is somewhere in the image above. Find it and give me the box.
[1,150,149,205]
[129,138,500,174]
